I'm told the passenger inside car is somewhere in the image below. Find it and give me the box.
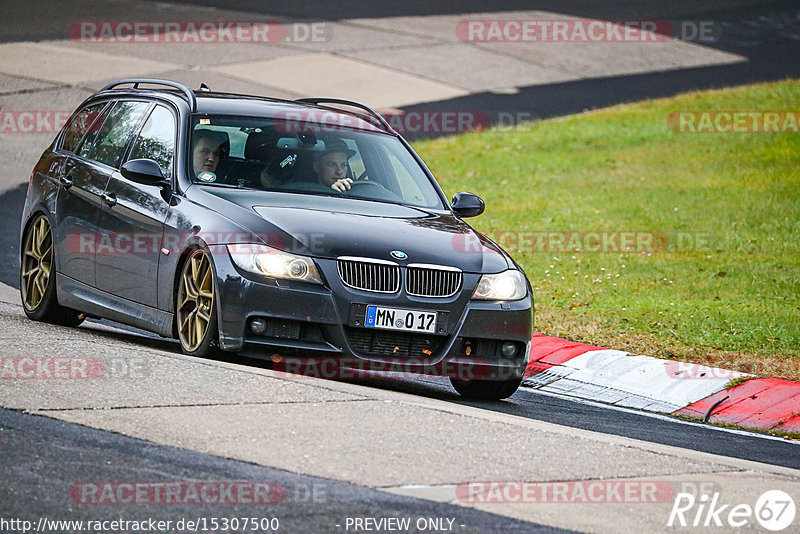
[191,130,228,177]
[258,151,298,189]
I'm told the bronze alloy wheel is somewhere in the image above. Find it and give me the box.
[21,215,53,311]
[177,249,216,353]
[20,214,83,326]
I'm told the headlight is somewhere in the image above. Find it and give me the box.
[471,270,527,301]
[227,244,323,285]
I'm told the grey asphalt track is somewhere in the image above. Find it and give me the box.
[0,0,797,474]
[1,2,798,532]
[0,407,570,533]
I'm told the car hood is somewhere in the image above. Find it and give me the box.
[197,188,511,273]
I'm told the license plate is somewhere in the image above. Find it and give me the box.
[365,305,437,333]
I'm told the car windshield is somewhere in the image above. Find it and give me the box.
[188,114,445,209]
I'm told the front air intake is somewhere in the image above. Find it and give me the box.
[337,257,400,293]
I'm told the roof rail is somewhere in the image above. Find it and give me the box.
[295,98,395,133]
[100,79,197,112]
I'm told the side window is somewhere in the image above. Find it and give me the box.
[60,103,106,153]
[128,105,176,177]
[78,101,150,168]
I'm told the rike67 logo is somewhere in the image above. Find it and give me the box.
[668,489,796,531]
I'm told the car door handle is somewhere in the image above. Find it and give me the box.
[60,175,74,189]
[101,193,117,207]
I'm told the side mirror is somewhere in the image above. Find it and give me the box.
[121,159,169,187]
[451,192,485,218]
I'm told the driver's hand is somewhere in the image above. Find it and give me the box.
[330,178,353,192]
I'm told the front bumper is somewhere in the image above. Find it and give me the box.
[214,255,532,381]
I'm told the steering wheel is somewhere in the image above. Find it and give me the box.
[348,180,387,191]
[347,180,404,202]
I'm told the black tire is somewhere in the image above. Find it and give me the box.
[175,248,220,357]
[450,376,523,400]
[20,214,84,327]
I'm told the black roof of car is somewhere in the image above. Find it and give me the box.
[94,79,394,134]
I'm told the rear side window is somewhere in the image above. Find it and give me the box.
[60,103,106,153]
[128,105,176,177]
[78,101,150,168]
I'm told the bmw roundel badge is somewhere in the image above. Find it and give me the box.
[390,250,407,260]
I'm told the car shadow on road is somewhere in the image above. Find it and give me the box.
[77,320,181,352]
[0,182,26,288]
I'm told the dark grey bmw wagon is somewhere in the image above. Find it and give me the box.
[20,79,532,399]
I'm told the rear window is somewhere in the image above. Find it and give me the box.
[128,105,176,177]
[60,103,106,153]
[78,101,150,168]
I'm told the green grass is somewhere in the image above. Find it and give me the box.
[413,80,800,380]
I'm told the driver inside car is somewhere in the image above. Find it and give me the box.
[313,137,356,192]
